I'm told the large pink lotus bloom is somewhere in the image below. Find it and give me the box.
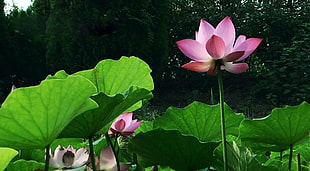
[109,113,142,136]
[176,16,262,75]
[49,145,89,169]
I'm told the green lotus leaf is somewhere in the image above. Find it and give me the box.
[6,160,45,171]
[225,141,277,171]
[154,101,244,142]
[240,101,310,151]
[129,129,220,170]
[55,57,153,138]
[59,87,152,138]
[73,56,154,94]
[0,148,18,171]
[135,121,154,134]
[0,76,98,149]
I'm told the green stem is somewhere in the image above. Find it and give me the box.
[217,68,228,171]
[288,145,293,171]
[280,151,283,161]
[210,88,215,105]
[88,137,97,171]
[106,134,121,171]
[44,144,50,171]
[296,153,301,171]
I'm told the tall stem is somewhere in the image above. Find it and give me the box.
[217,68,228,171]
[296,153,301,171]
[44,144,50,171]
[288,145,293,171]
[88,137,97,171]
[106,134,121,171]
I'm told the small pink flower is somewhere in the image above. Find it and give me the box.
[49,145,89,169]
[176,16,262,75]
[109,113,142,136]
[99,146,130,171]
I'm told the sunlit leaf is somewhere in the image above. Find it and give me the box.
[240,101,310,151]
[59,87,152,138]
[6,160,45,171]
[0,76,98,149]
[0,148,18,171]
[73,56,154,94]
[58,57,153,138]
[129,129,220,170]
[154,101,244,142]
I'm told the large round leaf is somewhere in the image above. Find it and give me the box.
[129,129,220,170]
[0,76,98,149]
[57,57,154,138]
[154,101,244,142]
[240,101,310,151]
[0,148,18,171]
[73,56,154,94]
[59,87,152,138]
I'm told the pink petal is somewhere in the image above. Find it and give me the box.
[120,163,131,171]
[181,60,214,72]
[72,148,89,168]
[99,146,130,171]
[67,145,76,153]
[206,35,226,59]
[215,16,235,54]
[176,39,210,61]
[123,120,142,133]
[114,119,126,131]
[117,113,133,123]
[234,38,263,61]
[223,51,245,62]
[196,19,215,45]
[234,35,246,48]
[223,62,249,74]
[11,85,16,92]
[50,145,66,168]
[100,146,116,170]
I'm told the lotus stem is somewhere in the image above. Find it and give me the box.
[288,145,293,171]
[106,134,121,171]
[280,150,283,161]
[210,88,215,105]
[217,67,228,171]
[88,137,97,171]
[296,153,301,171]
[44,144,50,171]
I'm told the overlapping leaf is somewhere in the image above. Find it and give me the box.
[6,160,45,171]
[129,129,220,170]
[225,142,277,171]
[154,101,244,142]
[0,76,98,149]
[240,101,310,151]
[0,148,18,171]
[57,57,154,138]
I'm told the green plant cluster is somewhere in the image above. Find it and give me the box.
[0,57,308,171]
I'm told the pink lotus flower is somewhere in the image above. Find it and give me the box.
[98,146,130,171]
[109,113,142,136]
[176,16,262,75]
[49,145,89,169]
